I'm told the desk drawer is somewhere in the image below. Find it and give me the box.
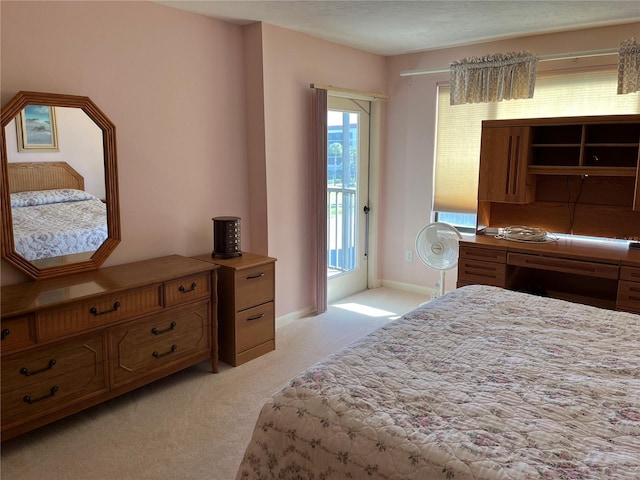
[617,280,640,313]
[1,315,35,353]
[109,302,210,386]
[459,246,507,264]
[507,253,619,279]
[37,285,163,340]
[457,258,507,287]
[164,273,211,307]
[235,263,274,311]
[620,266,640,282]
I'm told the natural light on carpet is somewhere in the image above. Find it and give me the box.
[332,302,401,319]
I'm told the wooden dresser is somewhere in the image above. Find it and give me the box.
[193,252,276,366]
[0,255,219,440]
[458,235,640,314]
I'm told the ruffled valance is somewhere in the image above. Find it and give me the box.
[618,38,640,94]
[450,51,538,105]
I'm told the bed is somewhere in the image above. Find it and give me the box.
[236,285,640,479]
[8,162,108,261]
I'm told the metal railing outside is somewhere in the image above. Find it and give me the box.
[328,187,356,274]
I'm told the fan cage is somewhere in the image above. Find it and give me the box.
[415,222,461,271]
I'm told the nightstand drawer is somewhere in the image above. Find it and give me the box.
[164,273,211,307]
[37,285,163,340]
[236,302,274,353]
[235,263,274,311]
[458,258,507,287]
[1,315,35,353]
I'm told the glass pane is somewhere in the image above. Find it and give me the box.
[328,110,359,275]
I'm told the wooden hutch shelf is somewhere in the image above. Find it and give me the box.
[476,114,640,239]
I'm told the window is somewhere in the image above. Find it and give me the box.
[434,212,476,233]
[434,69,640,227]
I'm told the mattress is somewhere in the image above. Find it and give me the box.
[236,285,640,479]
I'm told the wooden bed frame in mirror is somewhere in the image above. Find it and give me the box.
[0,91,120,280]
[8,161,85,193]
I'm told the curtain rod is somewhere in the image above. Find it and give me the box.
[399,48,619,77]
[310,83,389,100]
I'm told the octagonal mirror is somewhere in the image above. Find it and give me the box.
[1,91,120,280]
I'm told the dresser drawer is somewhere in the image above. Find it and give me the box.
[37,285,163,340]
[617,280,640,313]
[1,362,107,425]
[236,302,274,353]
[164,273,211,308]
[1,315,35,353]
[236,263,274,311]
[459,246,507,264]
[109,302,210,386]
[458,258,507,287]
[2,335,105,393]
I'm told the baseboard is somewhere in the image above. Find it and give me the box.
[380,279,437,298]
[275,305,315,329]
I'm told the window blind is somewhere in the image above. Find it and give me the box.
[434,69,640,214]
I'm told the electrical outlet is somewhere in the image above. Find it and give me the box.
[405,250,413,262]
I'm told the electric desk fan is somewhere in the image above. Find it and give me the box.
[415,222,462,297]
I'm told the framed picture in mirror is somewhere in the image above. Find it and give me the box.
[17,105,59,152]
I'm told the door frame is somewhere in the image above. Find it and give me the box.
[326,96,381,303]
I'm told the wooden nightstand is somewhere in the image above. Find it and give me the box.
[193,252,276,366]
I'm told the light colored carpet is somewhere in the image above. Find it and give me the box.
[0,287,429,480]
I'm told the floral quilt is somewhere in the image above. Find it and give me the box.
[11,189,108,261]
[236,285,640,479]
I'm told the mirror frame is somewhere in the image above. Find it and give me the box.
[1,91,120,280]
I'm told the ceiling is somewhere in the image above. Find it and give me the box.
[156,1,640,56]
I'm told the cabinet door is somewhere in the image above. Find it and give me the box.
[478,126,533,203]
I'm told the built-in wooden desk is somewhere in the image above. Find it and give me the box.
[457,235,640,313]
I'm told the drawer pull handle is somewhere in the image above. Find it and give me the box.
[178,282,197,293]
[23,386,59,405]
[1,328,10,340]
[89,301,121,316]
[153,344,177,358]
[247,313,265,322]
[20,359,56,377]
[151,321,177,335]
[246,272,265,280]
